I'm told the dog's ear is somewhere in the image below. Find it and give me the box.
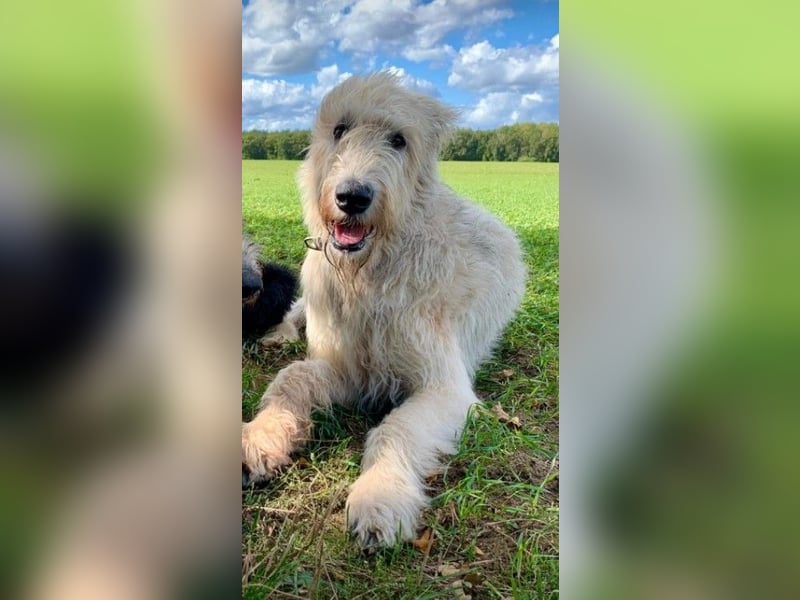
[420,97,459,152]
[436,106,460,150]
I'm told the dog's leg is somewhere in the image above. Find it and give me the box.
[346,364,478,549]
[259,298,305,346]
[242,357,343,484]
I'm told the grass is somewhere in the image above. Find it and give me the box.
[242,160,559,599]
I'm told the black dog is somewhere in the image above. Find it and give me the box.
[242,238,297,340]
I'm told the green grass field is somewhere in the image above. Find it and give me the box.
[242,160,559,599]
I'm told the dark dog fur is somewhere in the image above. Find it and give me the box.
[242,238,297,339]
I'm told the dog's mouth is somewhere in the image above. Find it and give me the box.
[330,221,373,252]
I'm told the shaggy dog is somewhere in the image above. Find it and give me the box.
[241,73,526,549]
[242,237,297,341]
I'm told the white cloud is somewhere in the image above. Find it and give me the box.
[449,34,559,128]
[242,0,514,75]
[242,64,442,131]
[382,66,439,97]
[461,91,550,128]
[401,44,456,64]
[242,65,355,131]
[241,78,310,130]
[241,79,306,116]
[338,0,417,53]
[448,36,559,92]
[311,64,354,99]
[522,92,544,106]
[242,0,341,75]
[412,1,512,51]
[239,1,560,130]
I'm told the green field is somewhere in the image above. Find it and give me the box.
[242,160,559,599]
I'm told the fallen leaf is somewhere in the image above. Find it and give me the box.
[473,546,485,557]
[491,403,522,429]
[491,403,510,420]
[438,563,461,577]
[501,368,515,378]
[448,580,471,600]
[507,415,522,429]
[464,572,484,587]
[412,527,434,554]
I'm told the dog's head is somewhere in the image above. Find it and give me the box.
[242,238,263,305]
[299,73,457,264]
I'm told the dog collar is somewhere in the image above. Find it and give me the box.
[304,236,324,251]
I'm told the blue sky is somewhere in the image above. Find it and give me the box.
[242,0,558,131]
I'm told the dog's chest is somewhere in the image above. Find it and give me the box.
[308,283,420,388]
[336,298,408,364]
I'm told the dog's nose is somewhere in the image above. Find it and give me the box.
[335,180,373,215]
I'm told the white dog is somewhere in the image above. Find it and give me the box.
[242,73,526,549]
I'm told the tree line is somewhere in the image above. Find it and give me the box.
[242,122,559,162]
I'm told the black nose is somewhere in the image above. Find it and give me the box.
[335,180,373,215]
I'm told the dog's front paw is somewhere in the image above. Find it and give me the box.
[346,466,427,551]
[259,320,299,347]
[241,410,298,486]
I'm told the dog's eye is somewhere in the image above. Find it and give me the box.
[389,133,406,150]
[333,124,348,141]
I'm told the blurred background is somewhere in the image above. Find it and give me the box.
[2,0,799,598]
[561,1,800,598]
[0,0,241,598]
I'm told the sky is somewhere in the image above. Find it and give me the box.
[242,0,559,131]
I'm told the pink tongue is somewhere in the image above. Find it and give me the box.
[334,223,367,245]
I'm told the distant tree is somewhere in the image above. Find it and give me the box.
[493,125,527,161]
[288,130,311,159]
[537,123,559,162]
[442,128,486,160]
[241,130,310,159]
[516,122,542,160]
[243,123,558,162]
[242,132,266,159]
[486,127,510,161]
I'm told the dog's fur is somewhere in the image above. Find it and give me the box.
[241,73,526,549]
[242,238,297,341]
